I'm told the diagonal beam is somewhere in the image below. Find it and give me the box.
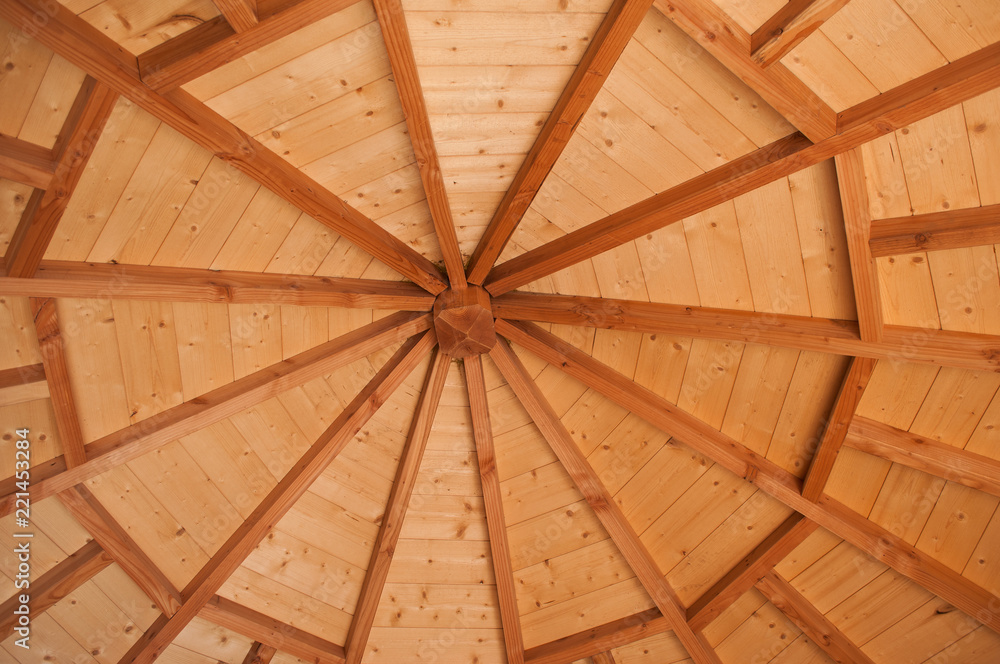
[241,642,277,664]
[490,340,723,664]
[483,40,1000,296]
[751,0,853,67]
[466,0,656,284]
[214,0,258,32]
[593,652,617,664]
[119,331,435,664]
[523,608,670,664]
[0,539,111,642]
[5,78,118,278]
[756,570,877,664]
[201,595,346,664]
[846,416,1000,498]
[344,348,450,664]
[496,319,1000,635]
[801,356,877,501]
[653,0,836,141]
[0,0,447,294]
[0,133,57,189]
[491,291,1000,373]
[686,514,818,632]
[464,354,525,664]
[373,0,465,287]
[0,362,47,406]
[0,261,435,311]
[0,311,432,514]
[869,203,1000,257]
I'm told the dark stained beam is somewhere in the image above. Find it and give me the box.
[751,0,853,67]
[0,133,56,189]
[869,204,1000,256]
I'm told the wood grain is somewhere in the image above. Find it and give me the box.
[869,204,1000,256]
[750,0,853,67]
[240,642,277,664]
[0,133,56,189]
[523,609,670,664]
[214,0,258,32]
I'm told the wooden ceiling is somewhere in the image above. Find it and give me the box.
[1,0,999,663]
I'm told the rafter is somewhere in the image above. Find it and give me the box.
[756,570,877,664]
[496,319,1000,635]
[0,362,47,406]
[836,147,883,342]
[483,40,1000,296]
[344,348,450,664]
[464,354,525,664]
[750,0,853,67]
[593,651,617,664]
[201,596,345,663]
[4,78,118,278]
[0,261,435,311]
[0,133,56,189]
[523,609,670,664]
[490,340,723,664]
[0,311,432,514]
[686,514,818,632]
[138,0,360,91]
[118,331,435,664]
[491,292,1000,373]
[466,0,656,284]
[214,0,258,32]
[0,0,447,294]
[241,642,277,664]
[868,203,1000,256]
[846,416,1000,499]
[652,0,836,141]
[0,539,111,642]
[801,356,877,501]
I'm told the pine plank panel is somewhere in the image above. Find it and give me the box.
[611,631,691,663]
[1,613,98,664]
[682,202,754,311]
[677,339,744,430]
[276,490,380,570]
[827,568,932,646]
[172,302,234,400]
[0,17,53,137]
[789,540,889,615]
[616,441,710,537]
[713,598,802,663]
[903,0,1000,62]
[362,627,505,664]
[964,89,1000,206]
[112,300,185,424]
[501,461,587,527]
[915,482,998,574]
[632,333,691,406]
[965,506,1000,595]
[172,616,256,662]
[860,131,911,220]
[924,626,1000,664]
[18,54,88,149]
[78,0,220,55]
[419,64,572,115]
[0,181,33,256]
[701,590,769,647]
[910,366,1000,446]
[383,538,496,586]
[263,214,338,276]
[373,583,501,629]
[207,192,304,271]
[0,399,60,480]
[720,345,799,457]
[45,575,148,663]
[929,246,1000,334]
[861,598,980,664]
[586,414,665,495]
[0,294,40,372]
[506,499,610,571]
[966,388,1000,461]
[228,303,283,381]
[876,253,941,328]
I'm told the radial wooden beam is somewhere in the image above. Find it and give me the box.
[344,348,450,664]
[0,133,56,189]
[492,292,1000,373]
[0,539,111,642]
[374,0,466,287]
[496,320,1000,635]
[801,356,877,501]
[241,642,277,664]
[0,261,435,311]
[0,0,447,294]
[592,652,617,664]
[0,311,432,514]
[846,416,1000,498]
[523,609,670,664]
[118,332,435,664]
[652,0,836,141]
[0,362,47,405]
[465,0,656,284]
[836,148,883,342]
[483,40,1000,296]
[201,596,346,664]
[138,0,360,91]
[214,0,258,32]
[868,203,1000,256]
[490,340,723,664]
[686,514,819,632]
[4,78,118,279]
[756,570,877,664]
[464,354,525,664]
[750,0,853,67]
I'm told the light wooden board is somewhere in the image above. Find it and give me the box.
[77,0,220,55]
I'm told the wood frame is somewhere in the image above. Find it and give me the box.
[750,0,853,67]
[868,203,1000,256]
[0,132,57,189]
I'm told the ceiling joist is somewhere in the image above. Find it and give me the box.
[0,132,57,189]
[240,642,277,664]
[750,0,853,67]
[869,203,1000,256]
[213,0,259,33]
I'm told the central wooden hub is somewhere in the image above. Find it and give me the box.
[433,285,496,357]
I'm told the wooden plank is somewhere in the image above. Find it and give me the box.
[200,595,346,664]
[0,0,447,294]
[241,642,277,664]
[835,148,883,342]
[483,40,1000,296]
[5,78,118,278]
[801,356,877,501]
[491,292,1000,373]
[869,204,1000,256]
[344,349,450,664]
[523,609,671,664]
[0,363,45,389]
[686,514,818,632]
[0,133,56,189]
[652,0,836,142]
[756,570,877,664]
[464,354,525,664]
[373,0,465,287]
[465,0,656,284]
[489,340,723,664]
[0,311,432,513]
[496,320,1000,635]
[138,0,360,91]
[846,416,1000,499]
[56,484,183,617]
[0,261,435,311]
[215,0,258,32]
[0,539,111,642]
[750,0,853,67]
[119,331,434,664]
[31,297,86,468]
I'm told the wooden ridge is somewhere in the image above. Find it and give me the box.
[466,0,656,284]
[0,261,435,311]
[0,133,56,189]
[119,332,435,664]
[868,204,1000,256]
[750,0,852,67]
[523,609,670,664]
